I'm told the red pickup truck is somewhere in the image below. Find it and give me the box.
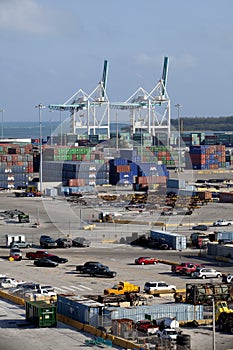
[171,262,193,274]
[135,320,159,335]
[181,263,205,276]
[26,250,55,260]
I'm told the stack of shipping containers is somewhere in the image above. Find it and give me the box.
[0,142,33,189]
[147,146,177,167]
[188,145,226,170]
[109,157,169,189]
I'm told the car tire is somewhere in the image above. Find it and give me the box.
[26,245,31,248]
[202,275,206,279]
[153,261,157,264]
[217,274,221,278]
[141,262,145,265]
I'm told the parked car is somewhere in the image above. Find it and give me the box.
[0,278,21,289]
[10,241,32,248]
[161,210,177,216]
[40,236,57,248]
[72,237,91,247]
[47,255,68,264]
[34,258,58,267]
[192,224,208,231]
[144,281,176,294]
[9,248,22,261]
[193,268,222,279]
[76,261,105,273]
[135,257,158,265]
[26,250,55,260]
[213,219,233,226]
[55,238,72,248]
[180,263,206,276]
[171,262,193,274]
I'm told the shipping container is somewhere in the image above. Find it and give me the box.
[103,303,203,324]
[219,192,233,203]
[150,230,187,250]
[57,294,104,327]
[25,300,57,327]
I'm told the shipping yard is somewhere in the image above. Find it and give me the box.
[1,60,233,350]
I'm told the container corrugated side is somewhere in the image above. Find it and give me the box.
[103,304,203,323]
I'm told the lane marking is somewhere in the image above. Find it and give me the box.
[70,285,93,291]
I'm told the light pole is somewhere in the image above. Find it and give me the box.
[49,110,53,145]
[60,108,62,146]
[35,104,45,194]
[212,298,216,350]
[175,104,182,171]
[0,109,4,139]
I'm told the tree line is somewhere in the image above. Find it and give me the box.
[171,116,233,131]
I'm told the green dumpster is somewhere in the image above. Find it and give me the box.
[25,300,57,327]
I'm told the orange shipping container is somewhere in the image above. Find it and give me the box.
[136,176,148,185]
[116,165,131,173]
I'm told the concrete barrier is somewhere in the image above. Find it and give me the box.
[57,313,84,331]
[0,290,25,306]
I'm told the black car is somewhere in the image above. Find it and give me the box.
[192,224,208,231]
[34,258,58,267]
[48,255,68,264]
[55,238,72,248]
[72,237,91,247]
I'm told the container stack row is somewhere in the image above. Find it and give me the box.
[0,143,33,189]
[43,161,109,188]
[43,146,106,163]
[188,145,226,170]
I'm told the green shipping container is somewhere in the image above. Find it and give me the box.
[25,300,57,327]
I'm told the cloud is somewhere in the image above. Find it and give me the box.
[172,53,198,69]
[134,53,158,66]
[0,0,66,35]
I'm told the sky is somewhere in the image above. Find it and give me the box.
[0,0,233,123]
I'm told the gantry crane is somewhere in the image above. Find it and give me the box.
[48,60,110,138]
[48,57,170,144]
[110,57,170,144]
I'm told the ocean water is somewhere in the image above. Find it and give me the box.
[1,122,60,140]
[1,122,130,140]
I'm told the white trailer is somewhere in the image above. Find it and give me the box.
[5,234,26,247]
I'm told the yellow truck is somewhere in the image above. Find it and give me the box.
[104,281,140,295]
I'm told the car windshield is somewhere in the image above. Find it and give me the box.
[112,284,118,289]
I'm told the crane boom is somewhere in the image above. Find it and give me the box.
[161,56,169,95]
[101,60,109,97]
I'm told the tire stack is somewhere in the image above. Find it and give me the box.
[176,334,191,349]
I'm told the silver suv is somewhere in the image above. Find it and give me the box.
[193,268,222,279]
[144,281,176,293]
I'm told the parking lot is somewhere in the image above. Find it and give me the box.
[1,191,233,349]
